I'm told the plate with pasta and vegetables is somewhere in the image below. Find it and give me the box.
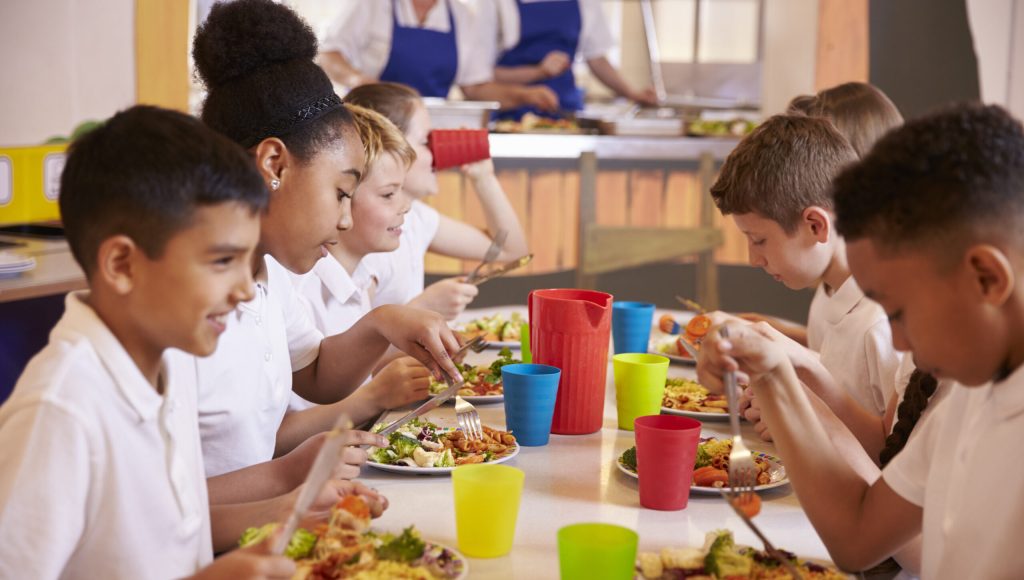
[368,418,519,475]
[428,347,520,404]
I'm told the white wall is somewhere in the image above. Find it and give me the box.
[968,0,1024,118]
[760,0,818,115]
[0,0,135,147]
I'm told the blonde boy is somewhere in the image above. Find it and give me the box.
[709,115,903,418]
[703,103,1024,577]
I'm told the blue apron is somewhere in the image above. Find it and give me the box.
[496,0,583,120]
[379,0,459,98]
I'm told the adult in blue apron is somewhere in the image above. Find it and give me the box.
[378,0,459,98]
[496,0,582,120]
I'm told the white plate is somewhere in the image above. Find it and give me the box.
[459,394,504,404]
[648,335,696,366]
[660,405,729,422]
[615,450,789,494]
[0,254,36,277]
[368,442,520,475]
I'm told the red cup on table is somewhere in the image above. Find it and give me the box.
[634,415,701,510]
[428,129,490,170]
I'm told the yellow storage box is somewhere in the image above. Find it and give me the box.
[0,144,68,226]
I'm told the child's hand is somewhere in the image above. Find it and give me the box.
[365,357,431,410]
[370,304,464,383]
[294,479,389,526]
[699,322,791,391]
[740,386,774,441]
[190,530,295,579]
[281,429,388,484]
[411,278,479,321]
[461,158,495,181]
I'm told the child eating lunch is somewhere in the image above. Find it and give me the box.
[702,103,1024,578]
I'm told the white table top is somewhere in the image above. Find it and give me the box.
[356,307,833,578]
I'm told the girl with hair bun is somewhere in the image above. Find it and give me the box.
[190,0,464,519]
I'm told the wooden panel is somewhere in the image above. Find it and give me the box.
[496,169,530,276]
[629,170,664,228]
[815,0,869,91]
[135,1,190,111]
[423,171,465,275]
[460,175,486,274]
[561,170,580,269]
[664,171,701,229]
[595,171,628,227]
[584,227,723,274]
[528,171,563,273]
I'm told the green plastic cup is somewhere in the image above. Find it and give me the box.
[452,464,524,558]
[613,353,670,430]
[558,523,638,580]
[520,322,532,363]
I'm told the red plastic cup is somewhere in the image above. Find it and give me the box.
[428,129,490,170]
[529,289,613,435]
[634,415,701,510]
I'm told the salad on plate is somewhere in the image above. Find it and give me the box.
[456,312,523,344]
[369,418,518,470]
[428,347,520,399]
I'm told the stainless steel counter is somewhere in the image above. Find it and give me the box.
[489,133,738,161]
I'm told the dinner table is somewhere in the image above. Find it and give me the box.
[356,305,837,579]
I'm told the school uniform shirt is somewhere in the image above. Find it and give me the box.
[287,255,378,411]
[197,255,323,477]
[321,0,493,93]
[0,292,211,580]
[364,200,441,308]
[883,364,1024,579]
[806,277,903,415]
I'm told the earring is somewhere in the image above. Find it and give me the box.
[270,179,280,191]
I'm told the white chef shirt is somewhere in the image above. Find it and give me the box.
[288,255,378,411]
[883,364,1024,579]
[321,0,493,89]
[197,255,323,477]
[0,292,211,580]
[364,200,441,307]
[806,277,903,415]
[479,0,616,64]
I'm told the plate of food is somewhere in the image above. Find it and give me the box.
[368,418,519,475]
[455,312,523,349]
[428,347,519,403]
[239,496,468,579]
[616,438,788,495]
[660,377,728,421]
[636,529,848,579]
[649,313,709,365]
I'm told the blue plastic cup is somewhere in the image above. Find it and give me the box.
[612,302,656,355]
[501,363,561,446]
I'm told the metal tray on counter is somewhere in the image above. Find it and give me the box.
[423,98,500,129]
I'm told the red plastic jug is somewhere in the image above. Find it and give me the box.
[528,289,613,434]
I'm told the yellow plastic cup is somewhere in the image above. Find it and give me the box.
[452,464,524,557]
[613,353,669,430]
[558,523,639,580]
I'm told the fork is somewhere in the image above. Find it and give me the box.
[719,326,758,495]
[719,487,804,580]
[453,336,490,363]
[465,229,508,284]
[455,396,483,441]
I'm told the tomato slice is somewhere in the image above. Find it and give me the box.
[336,495,370,521]
[685,314,711,339]
[733,492,762,518]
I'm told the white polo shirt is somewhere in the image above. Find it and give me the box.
[321,0,493,88]
[0,292,211,580]
[481,0,615,63]
[806,277,903,415]
[365,200,441,308]
[197,255,323,477]
[883,365,1024,579]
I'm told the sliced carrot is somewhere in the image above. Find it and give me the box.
[685,314,711,339]
[659,314,681,334]
[336,495,370,521]
[734,493,762,518]
[675,337,695,359]
[693,466,730,487]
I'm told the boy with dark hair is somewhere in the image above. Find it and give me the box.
[704,115,904,453]
[702,103,1024,577]
[0,106,378,579]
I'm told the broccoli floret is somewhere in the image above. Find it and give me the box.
[376,526,426,563]
[390,433,421,458]
[238,523,276,548]
[704,530,752,577]
[695,443,712,468]
[370,447,396,464]
[487,347,522,382]
[621,447,637,472]
[285,528,318,560]
[436,448,455,468]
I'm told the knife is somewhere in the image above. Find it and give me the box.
[470,254,533,286]
[272,412,354,554]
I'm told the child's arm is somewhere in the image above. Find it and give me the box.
[736,312,809,346]
[427,159,529,262]
[292,304,461,404]
[207,430,388,506]
[703,323,923,570]
[187,540,295,579]
[275,357,431,455]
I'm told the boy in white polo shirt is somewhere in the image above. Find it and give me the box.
[706,114,904,452]
[0,106,298,579]
[701,103,1024,578]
